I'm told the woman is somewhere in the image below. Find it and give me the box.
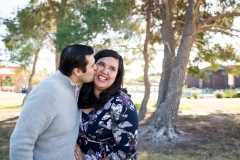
[76,49,138,160]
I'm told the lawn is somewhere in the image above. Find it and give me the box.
[1,92,240,160]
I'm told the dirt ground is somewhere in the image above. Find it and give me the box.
[137,98,240,159]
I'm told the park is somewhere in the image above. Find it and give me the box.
[1,90,240,159]
[1,0,240,159]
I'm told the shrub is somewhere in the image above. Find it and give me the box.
[215,91,223,98]
[183,85,189,88]
[223,89,240,98]
[135,103,140,110]
[192,92,198,99]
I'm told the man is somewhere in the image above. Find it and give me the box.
[10,44,97,160]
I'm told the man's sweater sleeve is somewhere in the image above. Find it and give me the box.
[10,87,56,160]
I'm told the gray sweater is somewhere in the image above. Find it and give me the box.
[10,70,80,160]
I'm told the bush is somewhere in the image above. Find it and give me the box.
[192,92,198,99]
[183,85,189,88]
[223,89,240,98]
[215,91,223,98]
[135,103,140,110]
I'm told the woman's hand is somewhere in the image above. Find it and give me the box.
[75,144,85,160]
[102,156,109,160]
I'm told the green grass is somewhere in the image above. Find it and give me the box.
[0,117,17,160]
[0,99,23,111]
[1,94,240,160]
[137,150,239,160]
[0,96,25,109]
[135,102,156,110]
[138,151,197,160]
[0,94,25,159]
[179,104,192,111]
[149,75,160,81]
[183,115,194,120]
[137,141,240,160]
[0,105,22,110]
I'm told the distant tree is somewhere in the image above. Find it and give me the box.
[3,76,14,86]
[46,0,133,69]
[137,0,153,121]
[33,68,51,85]
[3,3,53,93]
[101,1,161,121]
[188,43,240,78]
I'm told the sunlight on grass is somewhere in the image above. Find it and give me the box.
[0,96,25,107]
[135,102,156,110]
[0,94,240,159]
[0,94,25,111]
[137,151,197,160]
[0,105,22,110]
[137,146,240,160]
[179,104,192,111]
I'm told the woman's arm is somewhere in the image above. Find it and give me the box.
[108,94,139,159]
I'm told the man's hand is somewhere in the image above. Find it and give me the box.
[74,144,85,160]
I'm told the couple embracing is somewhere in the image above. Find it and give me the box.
[10,44,138,160]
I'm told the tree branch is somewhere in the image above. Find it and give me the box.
[150,61,161,75]
[207,29,240,38]
[39,26,54,41]
[200,12,240,25]
[48,0,58,24]
[59,0,67,17]
[201,24,240,33]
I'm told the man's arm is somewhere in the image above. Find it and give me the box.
[10,87,56,160]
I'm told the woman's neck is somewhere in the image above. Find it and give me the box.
[93,87,102,98]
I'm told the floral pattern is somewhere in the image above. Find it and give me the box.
[77,92,138,160]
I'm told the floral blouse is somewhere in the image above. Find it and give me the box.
[77,92,138,160]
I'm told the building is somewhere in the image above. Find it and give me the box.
[0,65,28,92]
[185,66,240,89]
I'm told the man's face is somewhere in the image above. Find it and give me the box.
[78,55,97,84]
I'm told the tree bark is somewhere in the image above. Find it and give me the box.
[55,53,61,71]
[138,0,153,122]
[28,48,40,93]
[156,0,175,105]
[48,0,67,70]
[141,0,200,140]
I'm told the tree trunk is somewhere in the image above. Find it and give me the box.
[48,0,67,71]
[141,0,200,140]
[55,53,61,70]
[138,0,152,122]
[28,48,40,93]
[156,0,175,105]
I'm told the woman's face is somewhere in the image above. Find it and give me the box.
[93,57,119,93]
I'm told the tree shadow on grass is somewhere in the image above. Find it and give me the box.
[138,112,240,159]
[0,116,19,160]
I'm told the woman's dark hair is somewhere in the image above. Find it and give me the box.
[58,44,94,76]
[78,49,129,110]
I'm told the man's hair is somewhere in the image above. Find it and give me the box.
[78,49,128,110]
[58,44,94,76]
